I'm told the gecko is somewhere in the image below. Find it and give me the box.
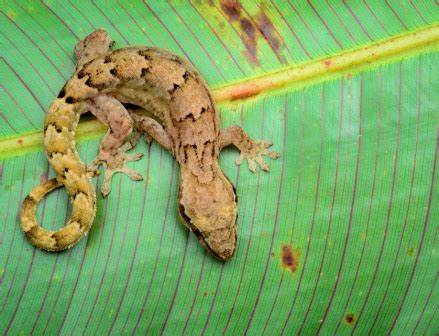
[20,29,279,261]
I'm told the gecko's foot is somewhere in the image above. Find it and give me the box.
[87,134,144,196]
[236,140,280,172]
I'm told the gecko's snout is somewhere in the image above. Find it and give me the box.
[178,169,238,261]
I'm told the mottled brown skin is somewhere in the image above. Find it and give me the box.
[20,29,279,260]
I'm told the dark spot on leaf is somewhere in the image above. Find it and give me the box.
[221,0,242,21]
[255,12,285,64]
[65,96,75,104]
[324,59,332,67]
[281,245,299,273]
[17,139,23,144]
[346,313,354,324]
[346,73,353,80]
[240,18,255,39]
[40,173,48,183]
[239,18,258,64]
[257,12,279,51]
[203,292,208,297]
[407,247,415,257]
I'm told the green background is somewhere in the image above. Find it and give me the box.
[0,1,438,334]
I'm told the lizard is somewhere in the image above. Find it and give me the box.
[20,29,279,261]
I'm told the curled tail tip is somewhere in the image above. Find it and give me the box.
[20,177,96,252]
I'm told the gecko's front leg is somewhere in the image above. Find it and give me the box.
[220,125,280,172]
[87,95,143,196]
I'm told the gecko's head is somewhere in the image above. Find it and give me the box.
[178,168,237,261]
[74,29,115,68]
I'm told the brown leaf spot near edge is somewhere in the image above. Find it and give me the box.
[239,18,258,64]
[220,0,242,21]
[255,11,286,64]
[346,313,355,324]
[281,245,300,273]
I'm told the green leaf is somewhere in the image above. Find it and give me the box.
[0,1,438,334]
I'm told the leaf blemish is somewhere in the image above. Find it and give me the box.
[281,245,300,273]
[220,0,242,21]
[346,313,354,324]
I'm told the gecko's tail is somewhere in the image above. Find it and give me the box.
[20,100,97,251]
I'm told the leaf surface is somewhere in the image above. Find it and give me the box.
[0,1,438,334]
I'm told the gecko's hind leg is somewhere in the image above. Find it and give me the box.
[87,95,144,196]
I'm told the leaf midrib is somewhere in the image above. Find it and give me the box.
[1,23,438,159]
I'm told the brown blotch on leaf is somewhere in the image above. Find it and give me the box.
[239,18,258,64]
[281,245,299,273]
[324,59,332,68]
[221,0,242,21]
[346,313,354,324]
[229,82,261,101]
[256,12,285,64]
[257,12,279,50]
[407,247,415,257]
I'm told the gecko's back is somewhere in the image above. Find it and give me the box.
[71,46,221,182]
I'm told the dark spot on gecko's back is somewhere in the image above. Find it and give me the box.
[138,49,152,61]
[182,71,190,82]
[141,67,150,77]
[24,195,36,204]
[57,86,66,99]
[346,313,354,324]
[110,68,118,77]
[65,96,75,104]
[281,245,300,273]
[168,83,180,95]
